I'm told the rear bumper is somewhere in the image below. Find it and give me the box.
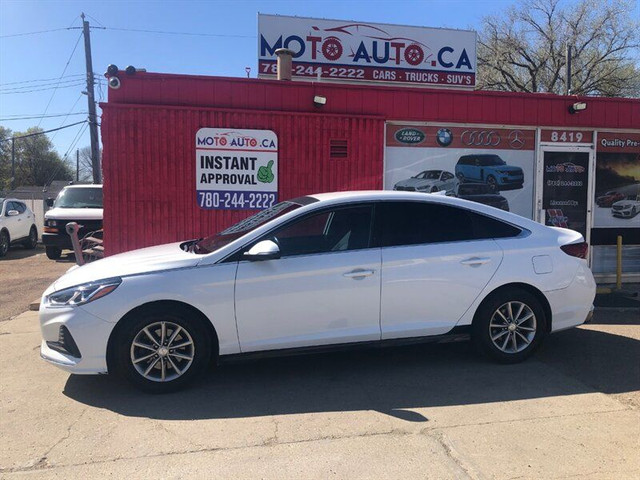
[545,263,597,332]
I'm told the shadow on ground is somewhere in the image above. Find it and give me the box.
[64,317,639,422]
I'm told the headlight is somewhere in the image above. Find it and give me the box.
[44,277,122,308]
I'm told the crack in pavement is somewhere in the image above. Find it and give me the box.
[430,430,483,480]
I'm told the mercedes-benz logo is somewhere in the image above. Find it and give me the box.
[461,130,501,146]
[509,130,525,149]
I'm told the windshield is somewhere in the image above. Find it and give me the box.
[55,188,103,208]
[480,156,506,166]
[414,170,440,180]
[193,200,307,254]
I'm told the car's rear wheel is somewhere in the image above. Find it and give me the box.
[0,231,9,257]
[472,288,546,363]
[45,246,62,260]
[113,305,211,393]
[23,226,37,249]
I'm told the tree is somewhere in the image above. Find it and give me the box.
[477,0,640,96]
[76,145,101,182]
[0,126,73,191]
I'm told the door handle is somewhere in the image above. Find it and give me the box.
[460,257,491,266]
[343,269,375,279]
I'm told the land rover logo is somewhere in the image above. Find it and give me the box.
[395,128,426,145]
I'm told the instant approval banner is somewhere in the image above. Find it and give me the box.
[196,128,278,210]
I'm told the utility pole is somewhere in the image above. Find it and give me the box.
[81,12,101,184]
[10,138,15,191]
[76,149,79,182]
[566,45,572,96]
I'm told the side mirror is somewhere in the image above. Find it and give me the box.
[7,210,19,217]
[46,198,54,207]
[243,240,280,261]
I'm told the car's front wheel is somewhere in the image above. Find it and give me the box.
[0,230,9,257]
[45,246,62,260]
[472,288,546,363]
[113,305,212,393]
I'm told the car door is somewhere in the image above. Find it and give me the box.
[4,202,23,239]
[377,201,504,339]
[234,204,381,352]
[14,202,31,238]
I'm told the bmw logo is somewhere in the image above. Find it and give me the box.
[436,128,453,147]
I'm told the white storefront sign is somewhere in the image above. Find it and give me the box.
[196,128,278,210]
[258,14,476,87]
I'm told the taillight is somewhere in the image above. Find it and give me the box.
[561,242,588,259]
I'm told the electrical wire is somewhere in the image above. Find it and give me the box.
[0,74,85,87]
[103,26,254,38]
[0,28,70,38]
[50,93,85,141]
[36,31,84,128]
[0,82,86,95]
[0,79,87,93]
[0,112,87,121]
[0,121,87,143]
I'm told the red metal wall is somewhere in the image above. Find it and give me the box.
[101,103,384,254]
[107,73,640,129]
[101,72,640,254]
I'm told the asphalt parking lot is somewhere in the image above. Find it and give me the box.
[0,253,639,479]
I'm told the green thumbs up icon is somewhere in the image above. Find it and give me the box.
[257,160,275,184]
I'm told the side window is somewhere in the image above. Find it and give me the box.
[470,212,522,239]
[6,202,17,215]
[269,205,373,257]
[14,202,26,214]
[376,202,521,247]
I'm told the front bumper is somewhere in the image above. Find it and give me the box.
[39,302,114,374]
[612,209,636,218]
[42,232,73,249]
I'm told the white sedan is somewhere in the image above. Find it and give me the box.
[39,191,595,392]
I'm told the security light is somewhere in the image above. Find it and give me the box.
[569,102,587,114]
[313,95,327,107]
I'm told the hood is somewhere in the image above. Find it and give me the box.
[45,207,103,220]
[613,200,638,208]
[52,242,199,291]
[495,165,522,173]
[395,178,437,188]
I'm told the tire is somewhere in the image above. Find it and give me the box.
[486,175,498,192]
[0,230,9,257]
[472,288,546,364]
[46,246,62,260]
[113,305,212,393]
[23,226,38,249]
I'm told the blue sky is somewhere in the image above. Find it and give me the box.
[1,0,638,162]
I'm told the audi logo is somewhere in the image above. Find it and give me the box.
[461,130,501,146]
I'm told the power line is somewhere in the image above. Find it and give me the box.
[36,31,84,128]
[0,82,86,95]
[0,121,87,143]
[0,112,87,121]
[103,26,254,38]
[0,28,69,39]
[0,74,85,87]
[50,93,85,141]
[0,79,87,93]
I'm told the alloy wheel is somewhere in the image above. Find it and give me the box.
[130,321,195,382]
[489,301,537,354]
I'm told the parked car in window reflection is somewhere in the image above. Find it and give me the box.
[393,170,457,193]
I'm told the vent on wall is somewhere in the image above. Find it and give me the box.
[330,139,348,158]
